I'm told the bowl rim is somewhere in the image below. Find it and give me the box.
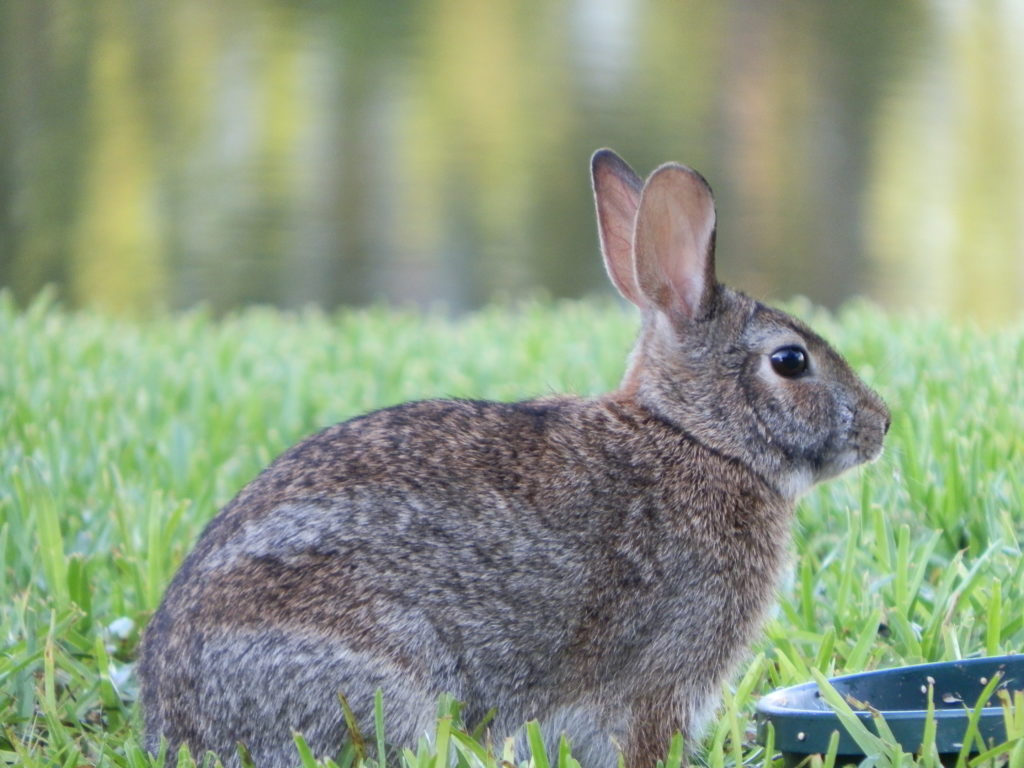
[756,654,1023,720]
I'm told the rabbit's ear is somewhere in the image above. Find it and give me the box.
[633,163,718,321]
[591,149,645,307]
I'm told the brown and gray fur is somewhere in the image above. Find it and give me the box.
[137,150,890,768]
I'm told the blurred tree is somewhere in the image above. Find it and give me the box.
[868,1,1024,322]
[3,1,94,306]
[72,0,166,314]
[0,0,1019,320]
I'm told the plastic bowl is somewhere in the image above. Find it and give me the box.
[755,655,1023,765]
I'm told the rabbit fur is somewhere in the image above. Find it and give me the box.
[138,149,890,768]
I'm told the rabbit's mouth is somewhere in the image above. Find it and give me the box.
[826,421,886,478]
[854,407,890,463]
[860,433,887,463]
[813,420,887,485]
[816,449,864,483]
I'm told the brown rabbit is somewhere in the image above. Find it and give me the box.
[137,150,890,768]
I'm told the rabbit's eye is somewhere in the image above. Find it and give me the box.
[770,346,809,378]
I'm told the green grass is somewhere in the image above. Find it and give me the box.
[1,290,1023,768]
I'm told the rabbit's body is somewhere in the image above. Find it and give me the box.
[139,151,889,768]
[141,396,789,766]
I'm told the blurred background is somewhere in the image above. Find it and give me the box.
[1,0,1022,321]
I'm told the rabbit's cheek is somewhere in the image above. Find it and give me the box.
[754,368,831,441]
[836,404,856,431]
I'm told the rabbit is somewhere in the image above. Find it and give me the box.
[137,149,890,768]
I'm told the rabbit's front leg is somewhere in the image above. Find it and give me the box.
[621,688,699,768]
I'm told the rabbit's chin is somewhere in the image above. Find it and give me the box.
[780,442,886,500]
[777,467,815,500]
[811,443,886,489]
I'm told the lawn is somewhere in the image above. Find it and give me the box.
[2,290,1023,767]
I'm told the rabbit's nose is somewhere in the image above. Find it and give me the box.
[883,415,891,435]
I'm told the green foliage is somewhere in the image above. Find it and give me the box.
[1,290,1023,767]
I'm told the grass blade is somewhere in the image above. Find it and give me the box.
[375,688,387,768]
[811,669,887,758]
[526,720,550,768]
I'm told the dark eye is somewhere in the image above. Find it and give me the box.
[770,346,809,378]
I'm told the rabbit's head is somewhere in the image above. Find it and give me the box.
[592,149,889,500]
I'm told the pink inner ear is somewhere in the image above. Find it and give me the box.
[593,155,645,307]
[633,165,717,320]
[602,185,640,253]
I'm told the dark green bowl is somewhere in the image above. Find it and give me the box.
[755,655,1022,765]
